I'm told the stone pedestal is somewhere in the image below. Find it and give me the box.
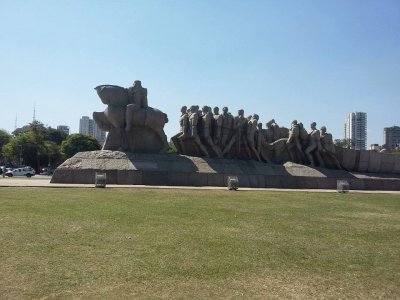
[51,151,400,191]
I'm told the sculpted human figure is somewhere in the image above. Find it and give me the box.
[126,80,148,131]
[212,106,223,145]
[305,122,325,167]
[247,114,261,161]
[200,106,223,158]
[265,119,281,143]
[298,122,309,148]
[188,105,209,157]
[171,106,189,153]
[234,109,251,158]
[220,107,234,146]
[320,126,342,170]
[256,123,272,163]
[286,120,307,163]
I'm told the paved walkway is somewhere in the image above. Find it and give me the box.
[1,176,400,194]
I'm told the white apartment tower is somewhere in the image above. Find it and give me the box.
[344,112,367,150]
[79,116,106,145]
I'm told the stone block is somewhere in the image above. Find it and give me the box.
[341,148,357,171]
[281,176,298,188]
[296,177,318,189]
[117,170,142,185]
[348,178,365,190]
[383,179,400,191]
[207,173,225,187]
[394,160,400,174]
[51,169,74,183]
[334,146,343,164]
[264,176,282,188]
[73,169,95,184]
[367,151,381,173]
[363,179,384,190]
[247,175,259,188]
[186,172,208,186]
[256,175,266,187]
[380,154,395,173]
[316,178,337,189]
[142,171,169,185]
[357,151,370,173]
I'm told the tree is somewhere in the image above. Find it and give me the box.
[44,127,68,145]
[3,132,41,168]
[2,122,65,170]
[0,129,12,163]
[334,138,353,149]
[60,134,101,159]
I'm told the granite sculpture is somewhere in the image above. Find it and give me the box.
[172,106,345,170]
[93,81,169,153]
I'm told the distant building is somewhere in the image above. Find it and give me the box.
[370,144,380,151]
[79,116,106,145]
[384,126,400,150]
[344,112,367,150]
[57,125,70,135]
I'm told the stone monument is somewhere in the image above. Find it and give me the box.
[51,81,400,191]
[93,81,169,153]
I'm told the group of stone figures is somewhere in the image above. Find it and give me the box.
[172,106,343,169]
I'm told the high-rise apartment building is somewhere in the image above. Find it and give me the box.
[79,116,106,145]
[344,112,367,150]
[57,125,70,135]
[384,126,400,150]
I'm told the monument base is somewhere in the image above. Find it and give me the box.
[51,151,400,190]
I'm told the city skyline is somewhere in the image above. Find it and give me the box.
[1,1,399,145]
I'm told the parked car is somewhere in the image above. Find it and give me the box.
[0,166,12,175]
[5,166,36,177]
[40,167,54,175]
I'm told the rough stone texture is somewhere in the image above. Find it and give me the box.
[51,150,400,190]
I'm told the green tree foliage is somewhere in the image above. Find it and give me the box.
[334,138,353,148]
[3,121,69,169]
[44,127,68,145]
[3,132,41,169]
[60,134,101,159]
[0,129,12,163]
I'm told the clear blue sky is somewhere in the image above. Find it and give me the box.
[1,0,399,145]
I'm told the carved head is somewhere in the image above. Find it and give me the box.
[311,122,317,129]
[320,126,326,134]
[253,114,259,121]
[238,109,244,117]
[133,80,142,86]
[298,122,304,129]
[222,107,228,114]
[213,106,219,115]
[181,106,187,114]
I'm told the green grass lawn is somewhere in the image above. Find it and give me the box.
[0,188,399,299]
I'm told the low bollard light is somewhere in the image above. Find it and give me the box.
[337,179,349,193]
[95,172,107,188]
[227,176,239,191]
